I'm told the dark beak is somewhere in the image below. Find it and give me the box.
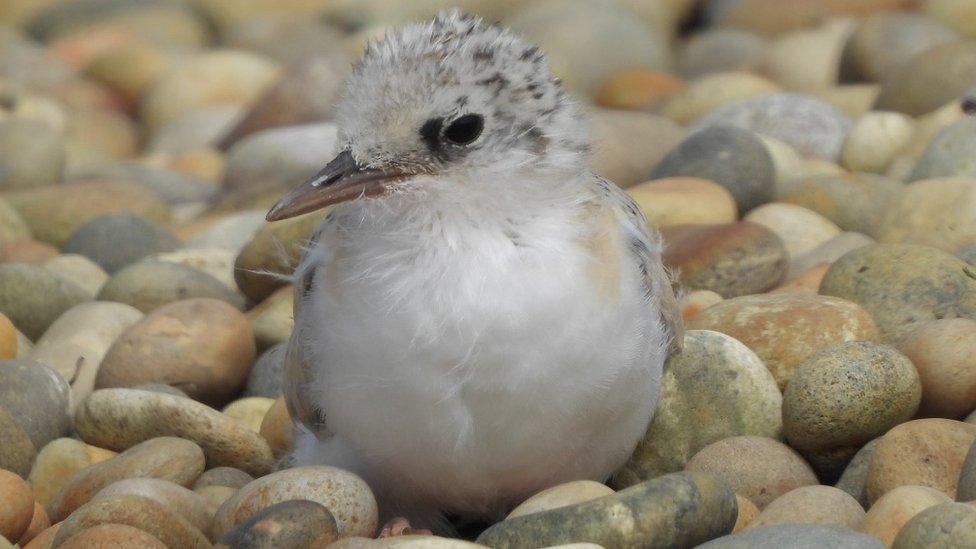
[266,150,415,221]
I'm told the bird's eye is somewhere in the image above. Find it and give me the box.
[442,114,484,145]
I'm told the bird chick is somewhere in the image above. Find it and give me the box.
[268,9,682,530]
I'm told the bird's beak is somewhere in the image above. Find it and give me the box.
[266,150,415,221]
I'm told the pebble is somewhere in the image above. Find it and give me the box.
[733,495,759,532]
[661,71,779,126]
[196,485,238,518]
[63,212,178,274]
[923,0,976,38]
[687,293,878,388]
[911,118,976,181]
[958,442,976,501]
[744,202,841,259]
[650,126,775,212]
[192,467,254,491]
[787,232,875,282]
[52,494,211,549]
[0,239,59,265]
[92,477,211,534]
[783,342,921,479]
[691,93,852,161]
[892,502,976,548]
[22,522,60,549]
[762,21,853,92]
[859,485,951,546]
[685,436,818,508]
[41,254,108,297]
[259,396,293,457]
[18,502,49,546]
[150,248,239,294]
[594,69,683,111]
[222,397,275,432]
[585,108,685,189]
[836,439,881,509]
[0,263,90,340]
[95,299,254,405]
[83,43,172,104]
[476,472,736,549]
[248,285,294,352]
[47,437,205,523]
[219,500,340,549]
[874,41,976,116]
[746,485,865,531]
[677,30,767,79]
[879,177,976,253]
[899,319,976,418]
[72,164,220,209]
[57,523,166,549]
[28,438,115,506]
[211,466,379,539]
[842,12,958,82]
[0,404,35,477]
[778,173,903,239]
[679,290,723,321]
[867,419,976,502]
[711,0,915,35]
[508,481,614,519]
[0,314,15,360]
[3,180,169,248]
[234,212,325,303]
[0,197,31,243]
[148,106,243,155]
[819,244,976,345]
[0,469,33,543]
[98,260,244,313]
[0,119,64,190]
[62,109,139,171]
[616,330,781,486]
[245,343,286,398]
[181,210,266,253]
[141,50,282,131]
[699,524,884,549]
[627,177,737,227]
[0,359,70,451]
[814,84,883,119]
[841,111,914,174]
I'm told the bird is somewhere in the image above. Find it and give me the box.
[266,9,682,532]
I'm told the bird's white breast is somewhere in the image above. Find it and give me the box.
[297,179,666,516]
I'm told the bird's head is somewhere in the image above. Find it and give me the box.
[267,10,587,221]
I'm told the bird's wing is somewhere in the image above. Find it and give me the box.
[591,175,684,353]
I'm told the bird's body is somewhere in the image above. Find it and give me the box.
[272,10,681,526]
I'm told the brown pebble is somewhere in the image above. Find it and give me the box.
[859,485,950,546]
[58,523,167,549]
[0,469,34,543]
[898,319,976,419]
[52,495,211,549]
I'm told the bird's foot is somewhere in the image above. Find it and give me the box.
[378,517,432,537]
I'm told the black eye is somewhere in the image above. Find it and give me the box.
[442,114,484,145]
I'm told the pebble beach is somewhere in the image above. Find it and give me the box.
[0,0,976,547]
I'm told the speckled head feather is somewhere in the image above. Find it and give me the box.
[335,9,588,179]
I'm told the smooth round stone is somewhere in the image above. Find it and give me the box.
[142,50,282,132]
[747,486,865,531]
[212,466,378,539]
[182,210,266,253]
[627,177,737,227]
[893,502,976,548]
[594,69,683,111]
[0,263,90,340]
[859,485,951,546]
[195,483,236,515]
[245,343,285,398]
[18,501,49,546]
[93,478,210,534]
[22,522,60,549]
[662,222,788,297]
[477,472,736,549]
[958,244,976,266]
[222,397,275,432]
[733,494,760,532]
[775,263,829,294]
[27,0,208,47]
[258,395,292,457]
[0,314,15,360]
[876,40,976,115]
[924,0,976,38]
[585,108,685,189]
[76,389,274,476]
[28,438,114,506]
[53,494,210,549]
[692,93,852,161]
[0,404,34,478]
[235,211,325,303]
[842,12,959,82]
[685,436,818,508]
[959,442,976,501]
[0,469,33,542]
[679,290,723,321]
[222,122,338,208]
[787,232,875,282]
[4,180,169,248]
[778,173,903,239]
[899,319,976,418]
[84,43,172,104]
[508,481,614,519]
[677,29,767,79]
[688,292,877,388]
[220,499,339,549]
[148,105,243,155]
[504,0,669,97]
[63,213,178,274]
[662,71,780,126]
[819,244,976,345]
[248,285,293,352]
[868,419,976,502]
[151,248,238,294]
[96,299,254,405]
[841,111,914,174]
[744,203,841,259]
[711,0,915,34]
[762,21,853,92]
[0,119,64,190]
[61,108,140,171]
[0,197,30,243]
[192,467,253,490]
[41,254,108,297]
[57,523,166,549]
[650,126,775,212]
[616,330,781,486]
[784,342,920,479]
[0,359,69,451]
[98,260,244,313]
[699,524,883,549]
[911,118,976,182]
[814,84,883,118]
[47,437,205,523]
[836,439,881,508]
[0,239,59,264]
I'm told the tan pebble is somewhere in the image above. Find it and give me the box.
[222,397,275,432]
[29,439,94,506]
[899,319,976,419]
[0,469,34,542]
[0,313,16,360]
[744,203,841,259]
[746,485,865,530]
[628,177,737,228]
[507,481,614,519]
[52,495,210,549]
[761,20,852,92]
[259,395,293,457]
[93,478,211,534]
[195,485,238,518]
[586,108,685,189]
[595,68,683,111]
[21,522,60,549]
[770,263,830,294]
[247,286,294,352]
[16,502,50,545]
[877,178,976,254]
[58,523,167,548]
[661,71,780,125]
[867,419,976,503]
[733,494,759,532]
[41,255,109,298]
[859,485,950,546]
[193,467,253,490]
[841,111,914,174]
[679,290,723,321]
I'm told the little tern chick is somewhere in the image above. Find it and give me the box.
[267,10,682,528]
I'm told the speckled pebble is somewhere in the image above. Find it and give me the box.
[700,524,883,549]
[0,359,69,454]
[892,502,976,548]
[98,260,244,313]
[64,213,179,274]
[746,486,866,531]
[0,262,91,340]
[859,485,951,546]
[41,254,109,297]
[192,467,254,490]
[508,481,614,519]
[219,499,340,549]
[52,494,211,549]
[92,478,211,534]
